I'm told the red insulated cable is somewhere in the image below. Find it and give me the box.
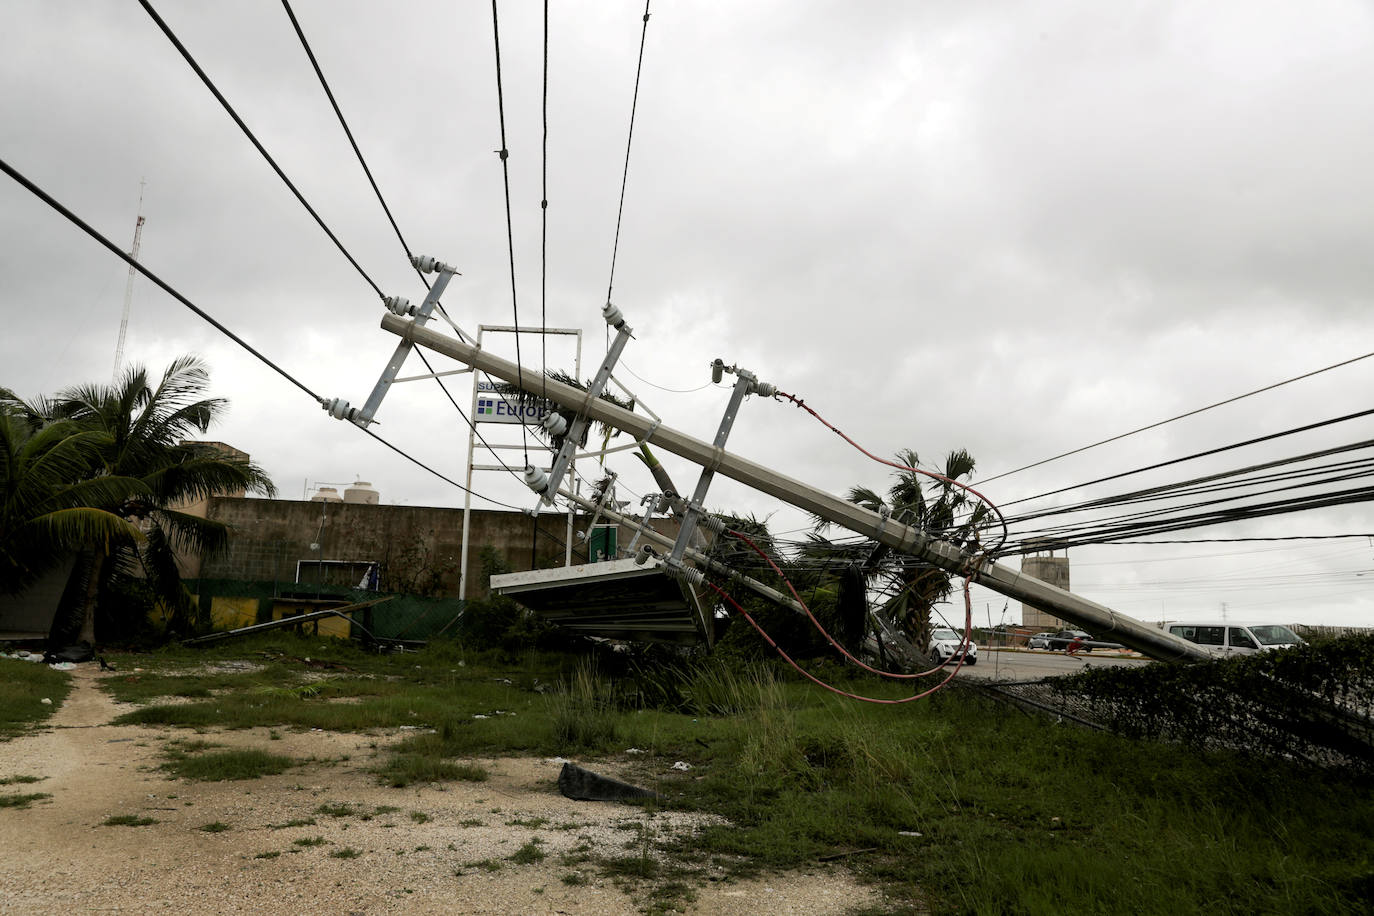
[774,391,1009,550]
[704,577,973,704]
[728,529,971,679]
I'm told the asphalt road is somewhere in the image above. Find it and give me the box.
[958,648,1154,681]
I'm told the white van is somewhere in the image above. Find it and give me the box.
[1164,620,1306,657]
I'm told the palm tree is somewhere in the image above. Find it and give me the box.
[0,410,146,595]
[47,356,276,644]
[806,448,990,655]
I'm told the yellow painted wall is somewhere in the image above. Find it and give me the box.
[271,602,351,640]
[210,596,259,630]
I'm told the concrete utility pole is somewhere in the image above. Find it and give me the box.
[379,313,1211,663]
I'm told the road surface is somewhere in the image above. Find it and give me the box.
[959,648,1153,681]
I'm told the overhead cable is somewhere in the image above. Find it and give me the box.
[489,0,530,462]
[0,156,520,511]
[604,0,654,308]
[1001,407,1374,509]
[138,0,383,298]
[279,0,521,484]
[980,348,1374,485]
[278,0,430,291]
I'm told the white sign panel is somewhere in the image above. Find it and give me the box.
[475,392,553,425]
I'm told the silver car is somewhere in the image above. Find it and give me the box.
[1027,632,1054,649]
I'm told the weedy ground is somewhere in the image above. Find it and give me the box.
[3,636,1371,915]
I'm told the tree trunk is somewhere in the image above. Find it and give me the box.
[77,548,105,647]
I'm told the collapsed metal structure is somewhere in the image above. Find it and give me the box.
[327,258,1211,663]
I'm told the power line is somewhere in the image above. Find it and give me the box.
[278,0,429,292]
[980,348,1374,485]
[604,0,654,308]
[0,155,520,512]
[1087,535,1374,545]
[541,0,550,402]
[620,360,713,394]
[1002,407,1374,509]
[489,0,530,463]
[138,0,382,299]
[278,0,522,486]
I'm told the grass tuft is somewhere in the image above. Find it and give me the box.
[160,748,294,782]
[0,792,51,809]
[509,838,547,865]
[102,814,156,827]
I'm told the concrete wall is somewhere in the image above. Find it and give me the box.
[199,496,674,600]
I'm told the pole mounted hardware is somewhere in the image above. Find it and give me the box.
[524,302,633,505]
[379,312,1213,663]
[321,254,460,426]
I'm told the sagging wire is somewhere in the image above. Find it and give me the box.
[725,530,972,681]
[774,390,1010,554]
[704,567,975,705]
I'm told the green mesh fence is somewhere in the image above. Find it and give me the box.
[186,579,465,642]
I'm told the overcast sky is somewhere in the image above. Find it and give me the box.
[4,1,1373,628]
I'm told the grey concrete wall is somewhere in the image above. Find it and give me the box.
[200,497,675,600]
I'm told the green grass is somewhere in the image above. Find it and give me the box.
[160,747,294,781]
[0,791,51,809]
[199,821,231,833]
[314,802,357,818]
[509,838,547,864]
[92,637,1374,914]
[294,836,327,847]
[267,817,315,829]
[329,847,362,859]
[0,659,72,739]
[102,814,156,827]
[409,810,431,824]
[0,774,44,785]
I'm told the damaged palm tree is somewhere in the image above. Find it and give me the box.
[804,448,991,662]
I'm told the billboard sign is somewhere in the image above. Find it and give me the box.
[475,392,553,425]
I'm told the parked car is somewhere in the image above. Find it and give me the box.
[1164,620,1305,656]
[930,627,977,666]
[1045,629,1093,651]
[1027,632,1055,649]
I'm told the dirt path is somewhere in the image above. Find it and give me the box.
[0,666,874,915]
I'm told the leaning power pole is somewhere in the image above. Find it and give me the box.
[111,180,147,383]
[369,306,1212,663]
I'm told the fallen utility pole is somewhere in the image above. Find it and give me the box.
[380,313,1210,663]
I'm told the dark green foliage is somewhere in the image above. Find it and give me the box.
[1047,634,1374,770]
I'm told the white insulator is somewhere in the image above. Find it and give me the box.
[602,301,624,328]
[321,397,354,421]
[697,514,727,535]
[664,559,704,586]
[635,545,656,566]
[410,254,456,275]
[751,380,777,398]
[523,465,550,494]
[384,295,414,317]
[541,411,569,437]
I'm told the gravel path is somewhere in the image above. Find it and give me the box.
[0,666,873,914]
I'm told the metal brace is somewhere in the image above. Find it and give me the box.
[321,255,460,426]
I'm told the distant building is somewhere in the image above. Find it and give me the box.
[1020,546,1070,631]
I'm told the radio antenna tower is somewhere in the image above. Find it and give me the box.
[111,179,147,383]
